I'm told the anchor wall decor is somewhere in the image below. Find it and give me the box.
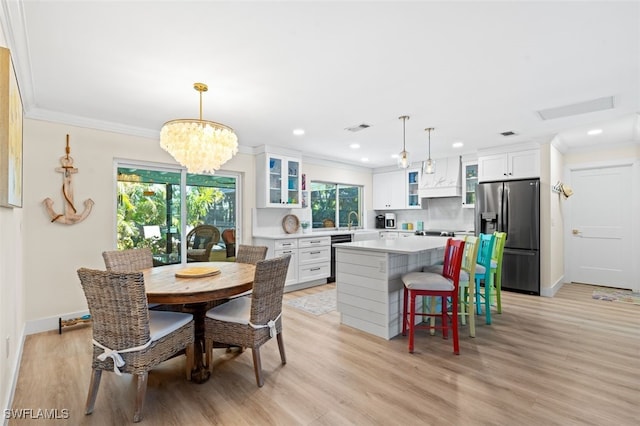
[43,134,94,224]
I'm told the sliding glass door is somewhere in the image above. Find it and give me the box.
[116,162,239,265]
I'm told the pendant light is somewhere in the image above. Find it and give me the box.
[423,127,435,174]
[397,115,411,169]
[160,82,238,174]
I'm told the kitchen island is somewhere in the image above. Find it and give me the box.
[335,237,448,340]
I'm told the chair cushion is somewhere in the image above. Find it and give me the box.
[402,272,454,291]
[205,296,251,325]
[193,236,212,249]
[423,264,470,283]
[490,259,498,269]
[148,310,193,341]
[476,264,486,275]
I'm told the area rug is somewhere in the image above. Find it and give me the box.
[286,289,336,315]
[592,288,640,305]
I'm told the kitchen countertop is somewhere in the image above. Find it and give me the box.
[334,236,447,254]
[252,229,382,239]
[252,229,475,239]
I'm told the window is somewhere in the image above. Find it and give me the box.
[116,163,239,265]
[310,182,362,229]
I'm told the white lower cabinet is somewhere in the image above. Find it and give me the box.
[274,239,298,286]
[253,235,331,288]
[297,237,331,283]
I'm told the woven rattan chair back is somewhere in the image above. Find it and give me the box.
[78,268,151,348]
[187,225,220,249]
[250,255,291,325]
[236,245,268,265]
[186,225,220,262]
[102,247,153,272]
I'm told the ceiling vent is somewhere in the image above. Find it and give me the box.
[537,96,615,121]
[500,131,517,137]
[345,123,371,132]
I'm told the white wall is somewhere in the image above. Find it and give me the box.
[0,36,25,420]
[544,143,566,296]
[23,119,255,331]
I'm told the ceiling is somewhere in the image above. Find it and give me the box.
[1,1,639,168]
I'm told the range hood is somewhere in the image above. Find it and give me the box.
[419,156,462,198]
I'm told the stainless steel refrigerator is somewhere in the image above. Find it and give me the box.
[475,178,540,295]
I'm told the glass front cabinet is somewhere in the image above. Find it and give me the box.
[461,161,478,208]
[406,168,421,209]
[256,153,302,208]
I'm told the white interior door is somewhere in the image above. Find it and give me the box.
[569,165,632,289]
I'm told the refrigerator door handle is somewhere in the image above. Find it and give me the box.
[503,184,510,233]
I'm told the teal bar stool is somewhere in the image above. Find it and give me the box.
[475,233,496,324]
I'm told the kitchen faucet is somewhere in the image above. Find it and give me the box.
[348,211,358,231]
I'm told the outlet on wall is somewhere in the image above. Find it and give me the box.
[5,336,9,359]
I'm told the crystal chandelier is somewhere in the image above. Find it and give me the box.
[397,115,411,169]
[160,82,238,174]
[423,127,435,174]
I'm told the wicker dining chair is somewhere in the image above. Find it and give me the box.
[204,255,291,387]
[235,245,268,265]
[77,268,195,423]
[102,247,166,309]
[102,247,153,272]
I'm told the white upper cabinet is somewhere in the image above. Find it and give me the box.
[418,156,462,198]
[478,148,540,182]
[256,152,302,208]
[373,170,405,210]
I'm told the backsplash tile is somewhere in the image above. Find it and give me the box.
[374,198,475,232]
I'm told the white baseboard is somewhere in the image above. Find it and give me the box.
[541,276,565,297]
[2,324,25,426]
[24,309,90,335]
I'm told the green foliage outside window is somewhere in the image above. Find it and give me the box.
[310,182,362,229]
[116,168,232,255]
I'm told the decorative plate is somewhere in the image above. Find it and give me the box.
[175,266,221,278]
[282,214,300,234]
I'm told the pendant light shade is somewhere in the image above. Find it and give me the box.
[397,115,411,169]
[160,82,238,174]
[423,127,435,174]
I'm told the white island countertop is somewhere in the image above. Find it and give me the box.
[335,236,447,254]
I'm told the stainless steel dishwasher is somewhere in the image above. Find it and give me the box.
[329,233,352,282]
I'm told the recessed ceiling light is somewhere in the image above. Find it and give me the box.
[587,129,602,135]
[293,129,305,136]
[361,157,369,162]
[452,141,464,148]
[349,143,360,149]
[391,154,399,159]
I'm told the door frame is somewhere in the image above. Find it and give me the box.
[563,158,639,291]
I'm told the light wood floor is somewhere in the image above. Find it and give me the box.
[9,283,640,425]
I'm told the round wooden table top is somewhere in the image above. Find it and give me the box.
[144,261,255,304]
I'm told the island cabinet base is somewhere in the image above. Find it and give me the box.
[335,246,443,340]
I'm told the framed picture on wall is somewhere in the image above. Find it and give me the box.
[0,47,23,208]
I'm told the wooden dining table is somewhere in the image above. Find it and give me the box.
[143,261,256,383]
